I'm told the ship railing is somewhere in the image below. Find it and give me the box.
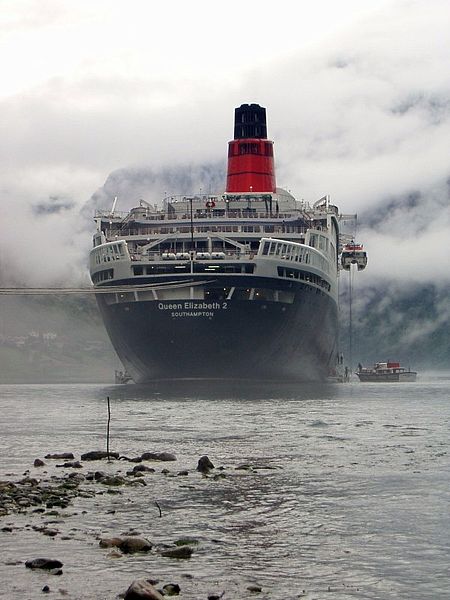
[97,210,298,222]
[128,249,257,262]
[105,225,309,238]
[257,238,331,275]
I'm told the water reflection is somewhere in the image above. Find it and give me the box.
[96,379,340,403]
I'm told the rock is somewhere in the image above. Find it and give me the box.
[34,459,45,467]
[100,475,126,486]
[119,456,142,463]
[56,461,82,469]
[174,538,198,547]
[132,465,155,473]
[247,584,262,592]
[197,455,214,473]
[67,472,85,482]
[99,537,124,548]
[80,451,119,461]
[162,583,181,595]
[124,579,164,599]
[160,546,193,559]
[19,476,39,486]
[45,453,74,460]
[25,558,63,570]
[42,585,50,593]
[141,452,177,462]
[120,537,153,554]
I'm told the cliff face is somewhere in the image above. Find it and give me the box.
[338,282,450,370]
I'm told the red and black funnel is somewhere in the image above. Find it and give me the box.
[226,103,276,193]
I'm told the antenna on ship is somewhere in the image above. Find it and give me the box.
[110,196,118,216]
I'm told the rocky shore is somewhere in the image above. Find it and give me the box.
[1,449,271,599]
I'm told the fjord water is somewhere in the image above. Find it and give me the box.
[0,375,449,599]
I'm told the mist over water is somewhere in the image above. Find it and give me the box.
[1,376,449,599]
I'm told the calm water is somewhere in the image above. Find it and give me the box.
[0,375,449,599]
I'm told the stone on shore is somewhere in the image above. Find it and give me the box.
[80,451,119,461]
[99,537,124,548]
[99,536,153,553]
[197,455,214,473]
[141,452,176,462]
[33,459,45,467]
[99,475,126,486]
[160,545,193,559]
[124,579,164,599]
[45,453,74,460]
[127,465,156,476]
[120,537,153,554]
[56,461,82,469]
[162,583,181,595]
[25,558,63,570]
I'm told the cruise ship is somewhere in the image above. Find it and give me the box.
[90,103,364,382]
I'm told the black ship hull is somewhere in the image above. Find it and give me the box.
[96,276,338,383]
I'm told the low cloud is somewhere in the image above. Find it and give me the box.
[1,0,449,288]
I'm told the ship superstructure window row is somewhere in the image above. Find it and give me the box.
[101,285,295,306]
[92,268,114,284]
[92,242,126,265]
[277,267,331,292]
[132,263,255,276]
[103,223,308,237]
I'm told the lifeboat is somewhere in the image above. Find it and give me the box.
[341,243,367,271]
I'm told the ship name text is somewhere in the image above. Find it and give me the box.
[157,300,228,318]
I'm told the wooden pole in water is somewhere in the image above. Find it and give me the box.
[106,396,111,462]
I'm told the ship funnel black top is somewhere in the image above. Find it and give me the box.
[234,103,267,139]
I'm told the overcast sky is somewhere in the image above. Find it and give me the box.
[1,0,449,286]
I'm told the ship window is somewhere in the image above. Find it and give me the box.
[264,143,273,157]
[278,291,295,304]
[239,142,260,155]
[253,288,275,301]
[277,266,331,292]
[133,266,143,275]
[205,288,230,301]
[233,288,251,300]
[117,292,134,303]
[92,268,114,284]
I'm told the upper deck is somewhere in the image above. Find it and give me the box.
[94,191,340,243]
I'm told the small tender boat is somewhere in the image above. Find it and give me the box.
[356,362,417,382]
[115,370,133,384]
